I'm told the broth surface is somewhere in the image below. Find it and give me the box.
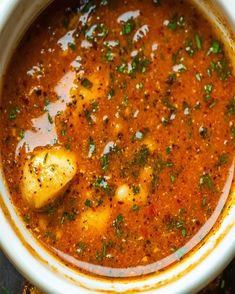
[0,0,235,277]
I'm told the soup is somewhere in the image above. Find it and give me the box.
[0,0,234,277]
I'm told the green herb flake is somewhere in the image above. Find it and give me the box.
[167,15,185,31]
[64,143,71,150]
[165,145,172,155]
[93,177,111,194]
[23,214,31,224]
[195,32,202,50]
[208,99,218,109]
[203,94,211,103]
[48,113,53,124]
[105,50,114,62]
[217,153,228,166]
[204,84,213,94]
[76,242,86,255]
[91,100,99,113]
[100,154,109,171]
[151,174,159,191]
[132,145,150,166]
[122,18,135,35]
[85,199,92,207]
[43,152,48,163]
[61,129,66,136]
[181,228,187,237]
[107,88,115,100]
[123,95,129,106]
[117,63,127,73]
[226,96,235,116]
[132,185,140,195]
[185,40,194,57]
[129,53,150,75]
[60,210,77,224]
[96,242,107,262]
[199,173,215,191]
[132,204,140,212]
[162,96,176,111]
[81,78,93,89]
[18,129,25,139]
[170,173,177,183]
[113,214,124,237]
[81,2,96,14]
[68,42,76,51]
[8,106,20,120]
[84,109,94,125]
[208,40,222,55]
[161,116,170,127]
[201,196,207,208]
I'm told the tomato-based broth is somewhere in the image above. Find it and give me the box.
[0,0,235,277]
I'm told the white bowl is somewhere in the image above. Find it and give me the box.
[0,1,235,293]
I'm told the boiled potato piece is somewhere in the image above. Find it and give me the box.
[78,206,110,234]
[72,72,108,113]
[114,183,147,204]
[21,148,77,209]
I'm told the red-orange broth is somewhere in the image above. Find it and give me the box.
[0,0,235,277]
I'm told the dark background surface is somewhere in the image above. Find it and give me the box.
[0,249,234,294]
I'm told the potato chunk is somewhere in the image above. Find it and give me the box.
[72,72,108,113]
[21,148,77,209]
[114,183,147,204]
[78,206,110,234]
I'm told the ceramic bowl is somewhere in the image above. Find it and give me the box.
[0,1,235,293]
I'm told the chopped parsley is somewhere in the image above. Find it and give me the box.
[208,40,222,55]
[226,96,235,116]
[113,214,124,237]
[132,145,150,166]
[107,88,115,100]
[48,113,53,124]
[204,84,213,94]
[217,153,228,166]
[129,53,150,75]
[122,18,136,35]
[199,173,215,191]
[93,177,112,194]
[132,203,140,212]
[8,106,20,120]
[18,129,25,139]
[167,15,185,31]
[132,185,140,195]
[84,199,92,207]
[60,210,77,224]
[81,78,93,89]
[195,32,202,50]
[100,154,109,171]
